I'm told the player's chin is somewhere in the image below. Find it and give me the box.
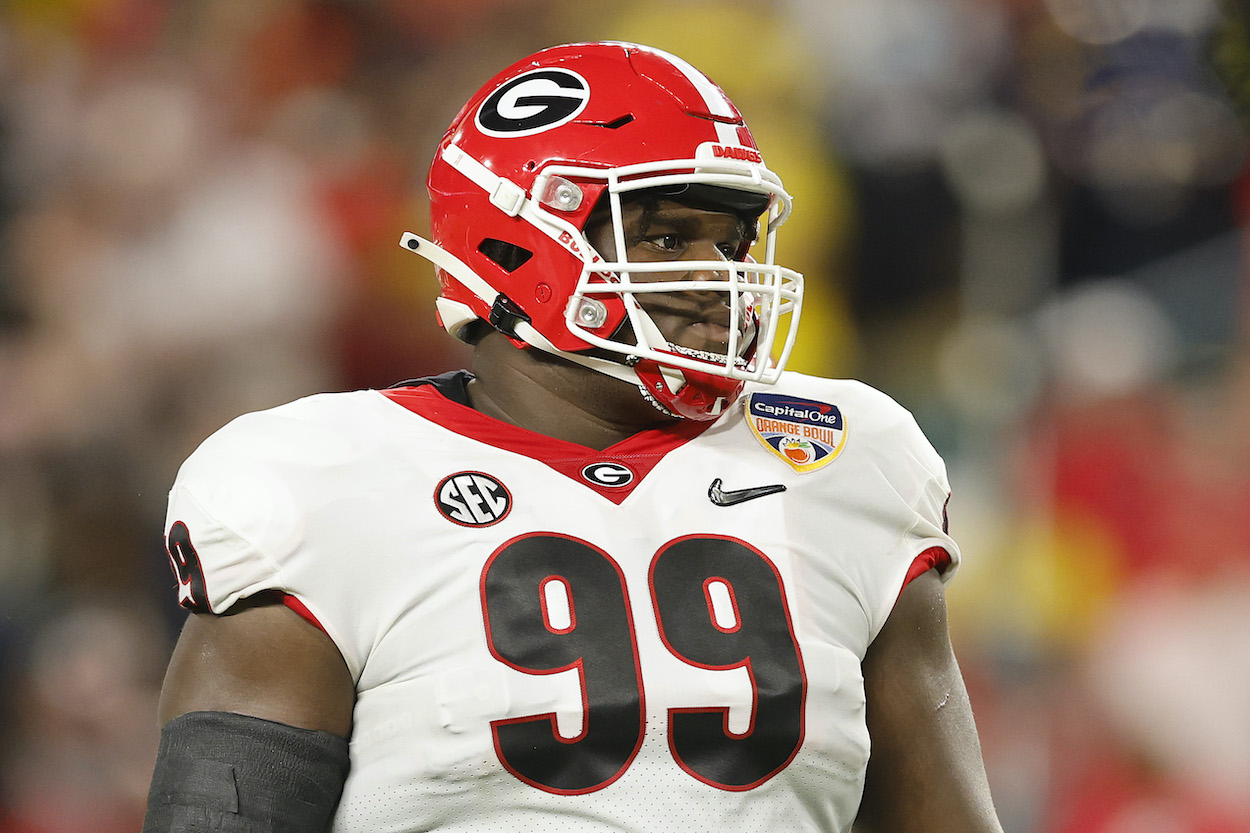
[651,317,728,352]
[676,324,756,362]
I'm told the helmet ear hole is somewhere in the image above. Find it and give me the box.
[477,239,533,273]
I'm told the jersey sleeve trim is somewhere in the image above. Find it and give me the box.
[897,545,953,601]
[280,592,329,634]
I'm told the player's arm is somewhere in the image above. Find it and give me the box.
[143,593,356,833]
[854,568,1004,833]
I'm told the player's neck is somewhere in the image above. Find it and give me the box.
[467,333,679,450]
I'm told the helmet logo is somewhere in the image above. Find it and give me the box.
[476,69,590,137]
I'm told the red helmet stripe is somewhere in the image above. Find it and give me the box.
[627,44,744,146]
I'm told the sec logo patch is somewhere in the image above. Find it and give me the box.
[436,472,512,527]
[746,392,847,473]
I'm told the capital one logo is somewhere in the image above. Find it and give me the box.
[476,69,590,137]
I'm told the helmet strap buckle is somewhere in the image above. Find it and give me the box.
[488,293,532,338]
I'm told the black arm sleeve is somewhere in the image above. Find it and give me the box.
[143,711,350,833]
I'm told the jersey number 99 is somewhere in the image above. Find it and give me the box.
[480,533,806,794]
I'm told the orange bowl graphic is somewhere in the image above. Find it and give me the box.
[780,437,814,464]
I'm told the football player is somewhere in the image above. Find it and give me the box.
[143,41,1004,833]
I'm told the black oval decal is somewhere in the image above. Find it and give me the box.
[581,463,634,488]
[436,471,513,526]
[476,68,590,137]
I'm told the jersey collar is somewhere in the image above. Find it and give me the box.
[380,375,713,504]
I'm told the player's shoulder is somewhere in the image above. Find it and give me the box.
[757,370,924,435]
[177,389,393,477]
[748,371,945,473]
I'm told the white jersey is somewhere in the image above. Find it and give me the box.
[163,370,958,833]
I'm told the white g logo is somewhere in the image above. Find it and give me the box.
[476,68,590,137]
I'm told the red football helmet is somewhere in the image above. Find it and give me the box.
[401,41,803,420]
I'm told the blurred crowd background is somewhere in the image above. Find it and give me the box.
[1,0,1248,830]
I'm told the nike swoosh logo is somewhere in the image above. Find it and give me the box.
[708,478,787,507]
